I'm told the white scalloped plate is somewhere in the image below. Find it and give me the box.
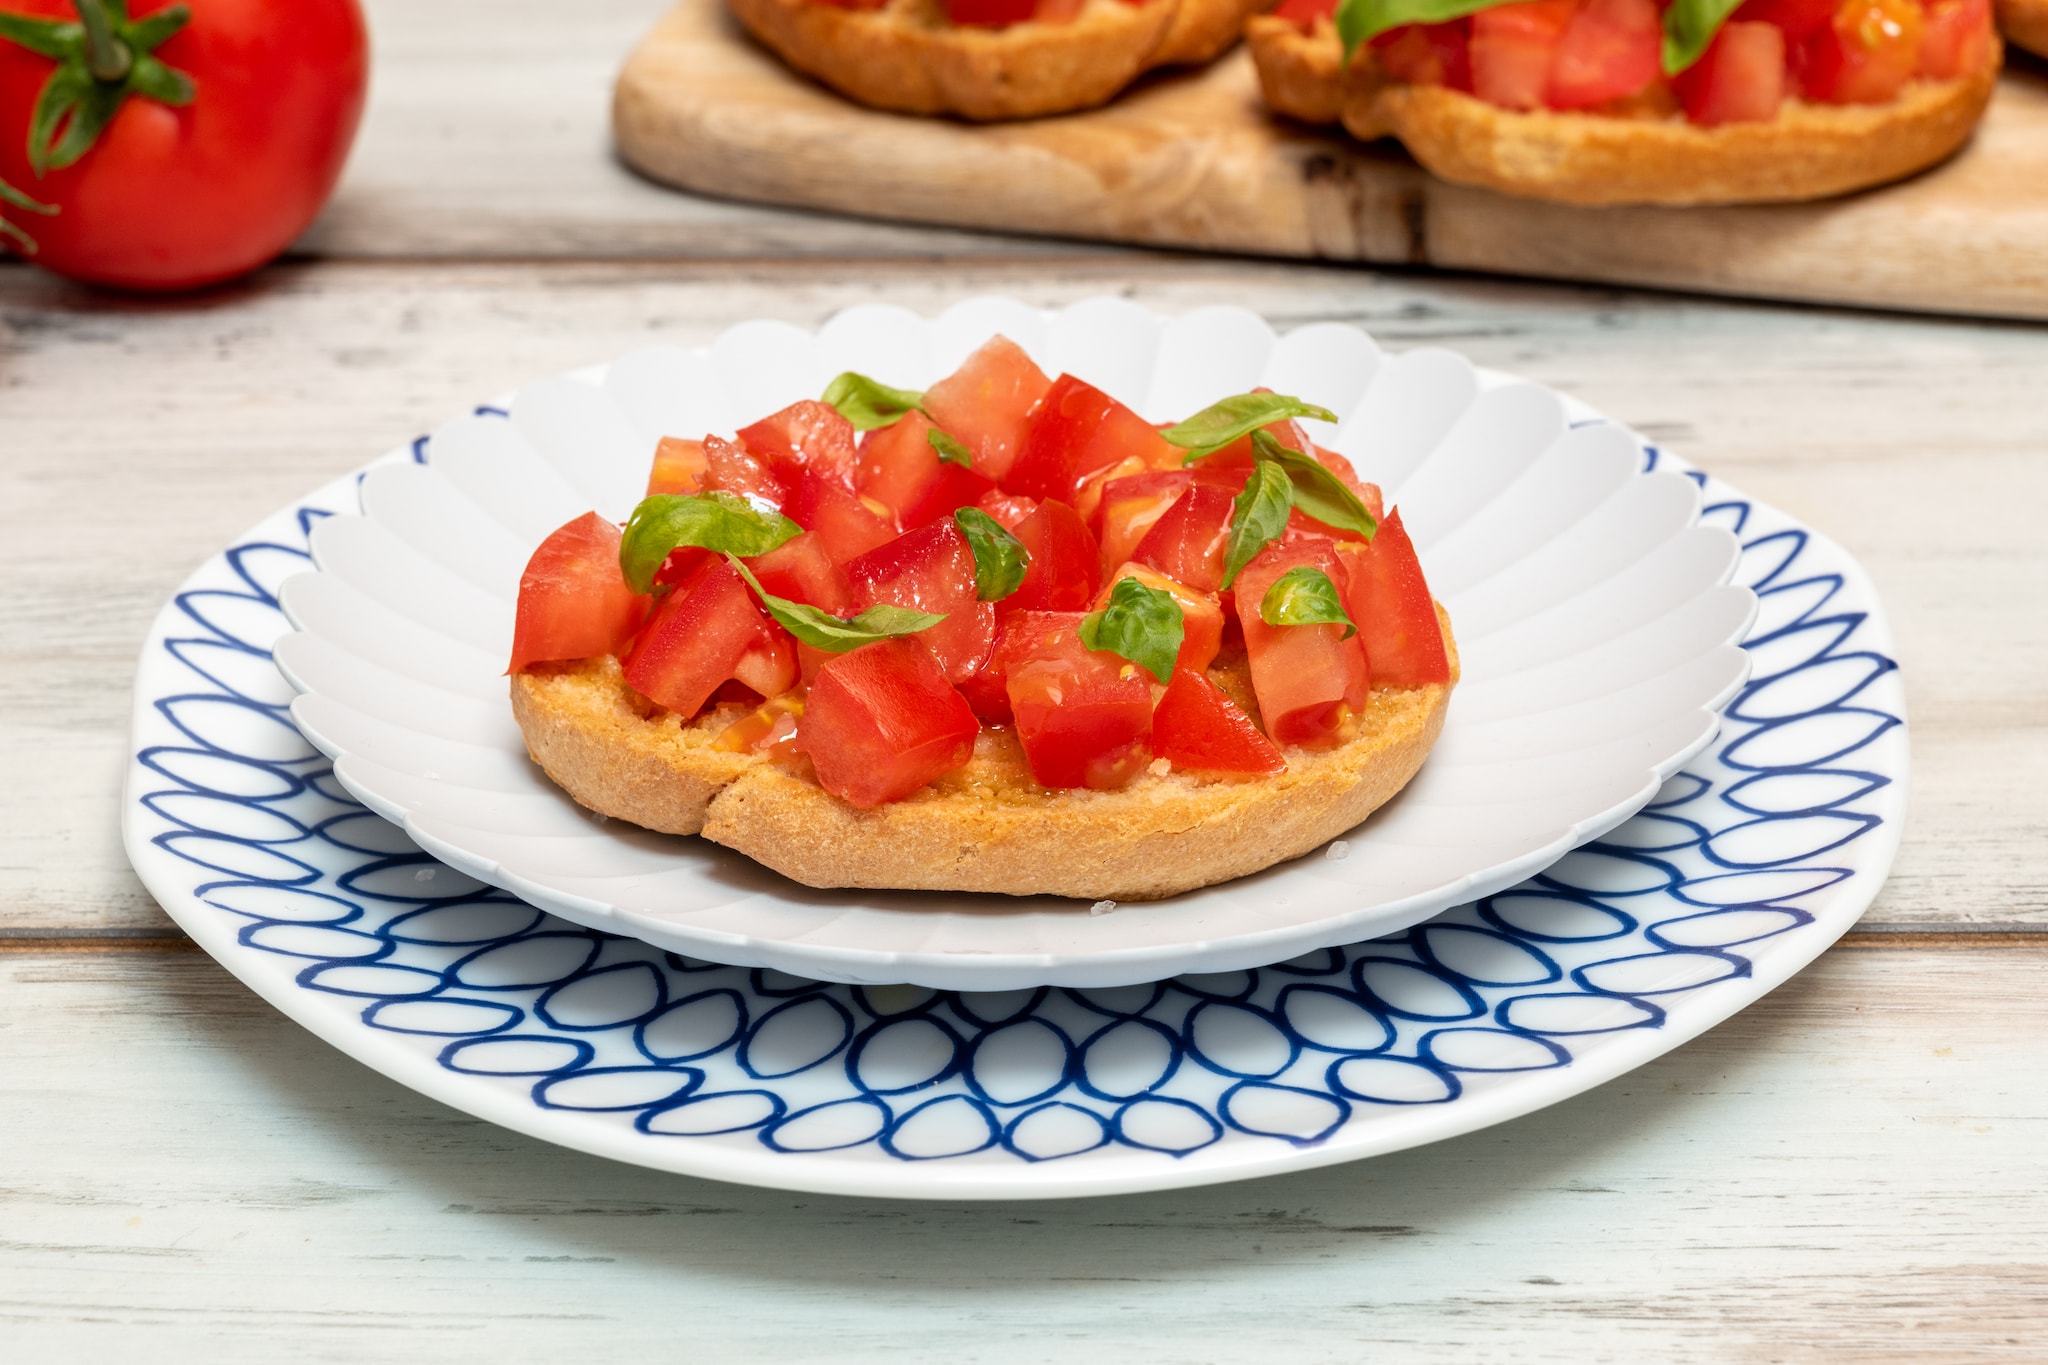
[261,299,1755,991]
[120,300,1906,1198]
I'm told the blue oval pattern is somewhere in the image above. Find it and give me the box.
[132,454,1898,1166]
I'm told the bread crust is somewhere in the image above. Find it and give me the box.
[510,613,1457,902]
[723,0,1260,120]
[1245,16,2001,206]
[1998,0,2048,58]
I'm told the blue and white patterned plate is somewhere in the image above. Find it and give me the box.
[122,326,1904,1199]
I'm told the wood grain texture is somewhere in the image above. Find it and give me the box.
[4,259,2044,935]
[2,945,2043,1359]
[615,0,2048,320]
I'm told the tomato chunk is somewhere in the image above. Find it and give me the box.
[957,609,1079,724]
[788,470,899,566]
[845,522,997,685]
[1470,0,1576,110]
[646,436,707,496]
[1131,483,1234,594]
[703,434,788,509]
[1235,539,1372,750]
[1676,21,1786,124]
[1733,0,1840,38]
[746,531,852,614]
[1375,21,1475,89]
[622,558,796,717]
[1917,0,1990,77]
[509,513,649,673]
[799,639,979,809]
[1334,508,1452,688]
[1006,375,1178,507]
[1152,668,1287,775]
[1097,563,1223,675]
[1545,0,1661,109]
[944,0,1036,27]
[856,411,996,528]
[1273,0,1337,26]
[738,399,860,490]
[1095,470,1194,577]
[1006,498,1103,613]
[974,489,1039,531]
[920,336,1054,483]
[1796,0,1922,103]
[1006,628,1154,790]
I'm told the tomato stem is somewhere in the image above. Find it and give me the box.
[73,0,133,82]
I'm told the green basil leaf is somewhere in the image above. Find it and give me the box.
[619,491,801,594]
[1078,576,1184,685]
[927,427,974,468]
[821,371,924,431]
[1260,566,1357,639]
[1164,392,1340,461]
[1660,0,1747,73]
[953,507,1029,602]
[1250,431,1378,540]
[1224,460,1293,591]
[727,555,946,652]
[1333,0,1507,58]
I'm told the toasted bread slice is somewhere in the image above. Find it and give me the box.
[725,0,1260,120]
[510,612,1457,902]
[1246,15,2001,206]
[1998,0,2048,57]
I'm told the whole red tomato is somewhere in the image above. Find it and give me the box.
[0,0,368,290]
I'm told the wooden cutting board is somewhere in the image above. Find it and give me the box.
[614,0,2048,320]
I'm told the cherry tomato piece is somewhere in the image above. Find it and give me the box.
[1151,669,1287,775]
[623,558,796,717]
[1006,629,1155,791]
[1007,498,1103,613]
[1007,375,1179,507]
[798,639,980,809]
[1334,508,1452,688]
[1796,0,1923,103]
[1545,0,1661,109]
[1235,539,1373,750]
[921,336,1054,483]
[1675,21,1787,124]
[788,470,899,566]
[845,522,997,685]
[1096,563,1224,675]
[1131,483,1234,594]
[508,513,648,674]
[1470,0,1577,110]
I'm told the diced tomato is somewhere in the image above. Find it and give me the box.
[1151,669,1287,775]
[1375,22,1475,89]
[956,609,1080,723]
[1131,483,1234,594]
[1006,375,1178,507]
[857,411,998,528]
[1095,470,1193,577]
[788,470,898,566]
[738,399,859,490]
[1795,0,1923,103]
[746,531,851,613]
[703,434,788,509]
[622,558,796,717]
[920,336,1054,482]
[944,0,1036,26]
[1734,0,1841,38]
[1545,0,1661,109]
[1917,0,1990,77]
[1273,0,1337,27]
[1035,0,1085,20]
[1675,21,1786,124]
[1470,0,1577,110]
[975,490,1039,531]
[508,513,649,674]
[844,522,997,685]
[652,545,714,593]
[1333,508,1452,688]
[1005,628,1154,790]
[646,437,707,496]
[1096,563,1224,675]
[1006,498,1102,613]
[1235,539,1372,750]
[1310,445,1386,525]
[1189,414,1313,478]
[798,639,979,809]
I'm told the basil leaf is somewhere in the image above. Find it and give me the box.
[1162,391,1339,460]
[726,555,946,653]
[1250,431,1378,540]
[928,428,974,468]
[1260,566,1357,639]
[821,371,924,431]
[1333,0,1510,58]
[953,508,1029,602]
[1661,0,1746,73]
[620,491,802,594]
[1224,460,1293,591]
[1078,576,1184,685]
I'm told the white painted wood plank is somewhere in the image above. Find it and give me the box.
[4,261,2040,933]
[0,944,2041,1359]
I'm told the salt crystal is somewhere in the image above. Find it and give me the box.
[1148,757,1172,777]
[1325,840,1351,861]
[1090,899,1117,916]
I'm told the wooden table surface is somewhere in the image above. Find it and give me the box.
[4,1,2045,1358]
